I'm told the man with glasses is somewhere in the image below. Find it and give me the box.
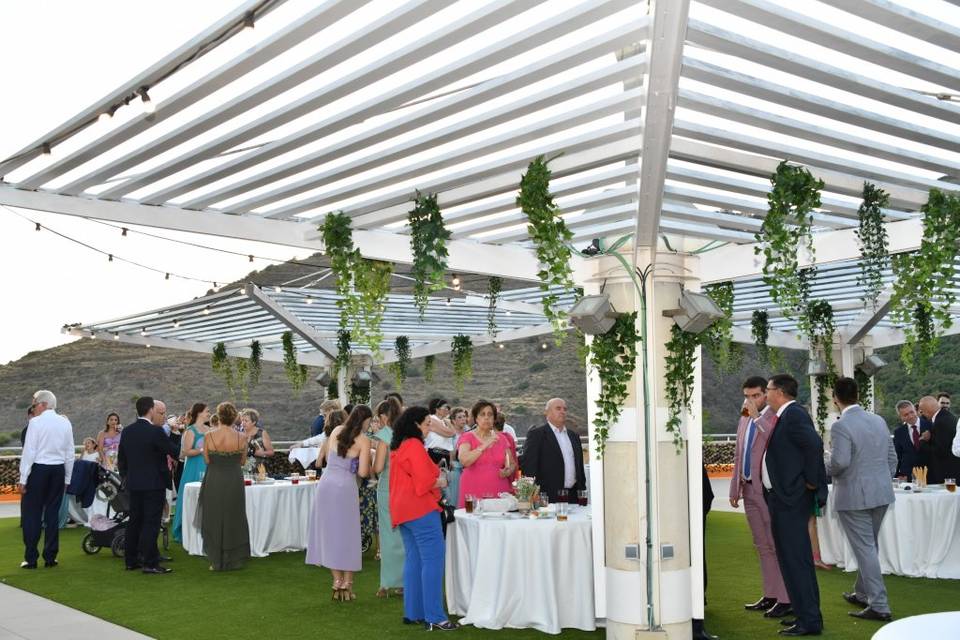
[762,375,827,637]
[18,390,75,569]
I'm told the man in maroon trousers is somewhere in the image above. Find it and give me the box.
[729,376,792,618]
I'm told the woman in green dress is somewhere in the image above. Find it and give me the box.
[373,398,404,596]
[198,402,250,571]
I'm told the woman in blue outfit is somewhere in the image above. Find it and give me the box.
[173,403,210,543]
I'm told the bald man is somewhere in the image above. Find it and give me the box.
[520,399,586,502]
[917,396,960,485]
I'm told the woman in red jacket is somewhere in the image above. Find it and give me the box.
[390,406,459,631]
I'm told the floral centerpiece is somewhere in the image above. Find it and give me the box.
[513,476,538,514]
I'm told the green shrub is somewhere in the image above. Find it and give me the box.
[528,362,548,373]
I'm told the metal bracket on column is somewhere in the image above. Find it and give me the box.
[245,283,337,362]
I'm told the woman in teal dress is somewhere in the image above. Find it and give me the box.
[373,398,404,596]
[173,403,210,543]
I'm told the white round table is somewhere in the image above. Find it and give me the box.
[445,506,596,634]
[818,486,960,578]
[180,480,318,558]
[871,611,960,639]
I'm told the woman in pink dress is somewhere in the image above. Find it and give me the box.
[457,400,517,507]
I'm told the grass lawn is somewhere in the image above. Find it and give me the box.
[0,512,955,638]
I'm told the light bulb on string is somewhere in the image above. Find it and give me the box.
[35,222,41,231]
[243,11,255,30]
[145,343,151,348]
[445,298,452,306]
[139,87,155,114]
[90,333,96,340]
[203,306,211,315]
[248,254,254,263]
[113,333,120,341]
[451,274,461,288]
[165,273,170,280]
[98,108,114,124]
[541,343,548,350]
[173,319,180,328]
[305,295,313,305]
[274,286,282,293]
[121,228,128,237]
[212,282,220,292]
[40,143,51,156]
[108,254,113,262]
[497,343,505,349]
[140,327,147,336]
[505,310,512,316]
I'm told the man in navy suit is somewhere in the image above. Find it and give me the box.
[763,374,827,637]
[892,400,930,480]
[918,396,960,485]
[117,397,181,574]
[520,398,586,502]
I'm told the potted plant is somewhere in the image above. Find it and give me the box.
[513,476,538,515]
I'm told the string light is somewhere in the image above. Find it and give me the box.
[274,286,282,293]
[212,282,220,292]
[98,108,113,124]
[238,289,246,296]
[140,327,147,336]
[121,227,128,237]
[248,254,254,263]
[243,11,255,30]
[108,254,113,262]
[203,306,211,315]
[446,298,452,306]
[145,343,151,348]
[505,310,512,316]
[40,143,51,155]
[541,343,548,350]
[305,295,314,305]
[114,332,120,341]
[35,222,41,231]
[173,319,180,328]
[451,274,461,288]
[139,87,155,114]
[497,343,505,349]
[90,333,96,340]
[165,273,170,280]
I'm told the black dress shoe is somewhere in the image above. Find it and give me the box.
[849,607,892,621]
[842,591,868,608]
[691,619,719,640]
[142,566,173,574]
[780,618,798,627]
[764,603,794,618]
[745,596,777,611]
[778,625,821,636]
[125,564,143,571]
[44,560,58,568]
[19,561,37,569]
[158,555,173,562]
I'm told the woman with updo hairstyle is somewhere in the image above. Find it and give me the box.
[456,400,516,507]
[173,402,211,543]
[373,397,404,596]
[197,401,250,570]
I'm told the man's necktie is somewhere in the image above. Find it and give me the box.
[912,425,921,450]
[743,419,756,480]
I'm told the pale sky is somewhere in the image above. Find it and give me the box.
[3,0,959,365]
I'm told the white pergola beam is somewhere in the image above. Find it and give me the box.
[633,0,690,248]
[871,322,960,350]
[245,284,339,359]
[822,0,960,54]
[0,187,557,281]
[380,322,556,364]
[842,292,895,345]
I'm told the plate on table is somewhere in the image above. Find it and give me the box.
[256,478,276,485]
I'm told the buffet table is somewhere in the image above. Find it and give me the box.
[818,485,960,578]
[180,480,318,558]
[445,506,596,634]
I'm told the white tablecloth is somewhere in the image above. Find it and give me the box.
[818,486,960,578]
[445,507,596,635]
[288,447,320,470]
[871,612,960,639]
[180,480,318,558]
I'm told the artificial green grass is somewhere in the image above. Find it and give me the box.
[705,511,957,639]
[0,512,955,638]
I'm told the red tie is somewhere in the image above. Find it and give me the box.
[912,425,920,450]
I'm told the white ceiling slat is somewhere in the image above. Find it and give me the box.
[686,19,960,129]
[95,0,542,200]
[0,0,286,178]
[55,0,453,196]
[825,0,960,54]
[262,90,643,219]
[207,55,646,214]
[700,0,960,94]
[162,16,649,209]
[15,0,358,190]
[682,56,960,158]
[678,90,960,177]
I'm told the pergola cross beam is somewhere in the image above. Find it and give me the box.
[245,284,337,360]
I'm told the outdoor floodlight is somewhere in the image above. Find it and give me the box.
[569,294,618,335]
[857,354,887,377]
[807,356,829,377]
[316,371,332,387]
[354,369,372,383]
[663,290,725,334]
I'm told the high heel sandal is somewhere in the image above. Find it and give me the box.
[376,587,389,598]
[342,581,356,601]
[332,578,344,600]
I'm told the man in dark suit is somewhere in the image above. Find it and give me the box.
[892,400,930,480]
[520,398,586,502]
[762,374,827,637]
[117,397,181,574]
[917,396,960,484]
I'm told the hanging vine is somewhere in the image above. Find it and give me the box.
[587,312,639,456]
[890,189,960,373]
[855,182,891,310]
[854,367,873,410]
[702,281,742,375]
[518,155,576,344]
[334,330,352,377]
[354,258,393,356]
[248,340,262,389]
[487,276,502,337]
[409,191,451,319]
[664,325,699,453]
[326,379,338,399]
[806,300,836,434]
[281,331,308,392]
[756,161,824,322]
[235,358,250,401]
[349,380,371,406]
[388,336,411,389]
[423,354,436,383]
[451,335,473,392]
[320,212,360,330]
[211,342,235,395]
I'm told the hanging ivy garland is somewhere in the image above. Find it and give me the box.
[587,312,639,456]
[451,334,473,392]
[326,379,338,399]
[702,281,742,375]
[423,354,436,383]
[334,329,351,377]
[281,331,308,392]
[211,342,235,395]
[320,212,360,330]
[855,182,891,310]
[349,380,371,406]
[249,340,262,389]
[235,358,250,401]
[388,336,411,389]
[354,258,393,356]
[517,155,576,344]
[750,309,785,371]
[890,189,960,373]
[409,191,451,319]
[854,367,873,410]
[756,161,824,322]
[806,300,836,434]
[487,276,502,337]
[664,324,700,453]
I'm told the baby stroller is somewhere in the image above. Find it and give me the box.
[81,466,169,557]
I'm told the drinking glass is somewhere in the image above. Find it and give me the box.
[557,501,568,521]
[538,494,549,510]
[577,490,588,507]
[946,478,957,493]
[557,489,568,503]
[464,494,475,514]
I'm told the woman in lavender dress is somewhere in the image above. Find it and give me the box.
[306,405,372,601]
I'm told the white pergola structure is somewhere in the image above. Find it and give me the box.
[5,1,960,636]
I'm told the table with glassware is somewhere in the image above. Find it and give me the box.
[180,477,319,558]
[818,483,960,578]
[445,502,596,634]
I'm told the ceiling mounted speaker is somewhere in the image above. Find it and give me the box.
[663,290,725,334]
[857,354,887,377]
[568,294,619,335]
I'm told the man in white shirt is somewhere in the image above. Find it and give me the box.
[520,398,586,502]
[18,390,75,569]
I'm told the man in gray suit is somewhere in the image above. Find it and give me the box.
[826,377,897,623]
